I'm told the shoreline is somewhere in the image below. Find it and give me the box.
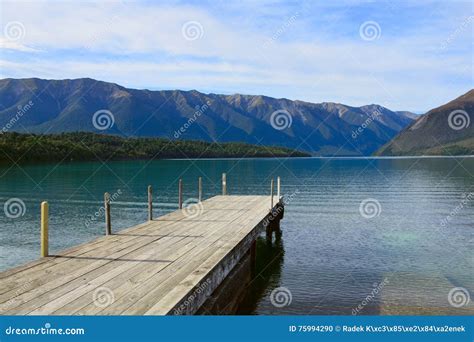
[0,154,472,166]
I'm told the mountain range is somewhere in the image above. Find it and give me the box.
[376,89,474,156]
[0,78,417,156]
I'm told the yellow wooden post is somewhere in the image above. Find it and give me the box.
[40,201,49,257]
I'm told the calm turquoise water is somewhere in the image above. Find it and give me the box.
[0,157,473,315]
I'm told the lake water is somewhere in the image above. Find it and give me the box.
[0,157,473,315]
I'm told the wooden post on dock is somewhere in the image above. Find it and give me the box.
[148,185,153,221]
[270,178,274,210]
[40,201,48,257]
[178,179,183,209]
[104,192,111,235]
[198,177,202,202]
[277,176,281,199]
[222,173,227,195]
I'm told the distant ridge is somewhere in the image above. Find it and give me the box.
[376,89,474,156]
[0,78,417,156]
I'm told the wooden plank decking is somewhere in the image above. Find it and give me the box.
[0,195,281,315]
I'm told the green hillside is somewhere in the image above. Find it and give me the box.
[0,132,309,163]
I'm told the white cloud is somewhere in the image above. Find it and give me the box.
[0,38,40,52]
[0,0,471,111]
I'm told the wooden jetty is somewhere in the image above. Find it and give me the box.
[0,176,284,315]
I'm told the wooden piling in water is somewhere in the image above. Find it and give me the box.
[277,176,281,199]
[222,173,227,195]
[40,201,48,257]
[198,177,202,202]
[178,179,183,209]
[270,178,274,210]
[148,185,153,221]
[104,192,111,235]
[250,240,257,276]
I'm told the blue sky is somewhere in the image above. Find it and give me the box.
[0,0,472,112]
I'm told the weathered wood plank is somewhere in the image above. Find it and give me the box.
[0,195,281,315]
[0,217,220,313]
